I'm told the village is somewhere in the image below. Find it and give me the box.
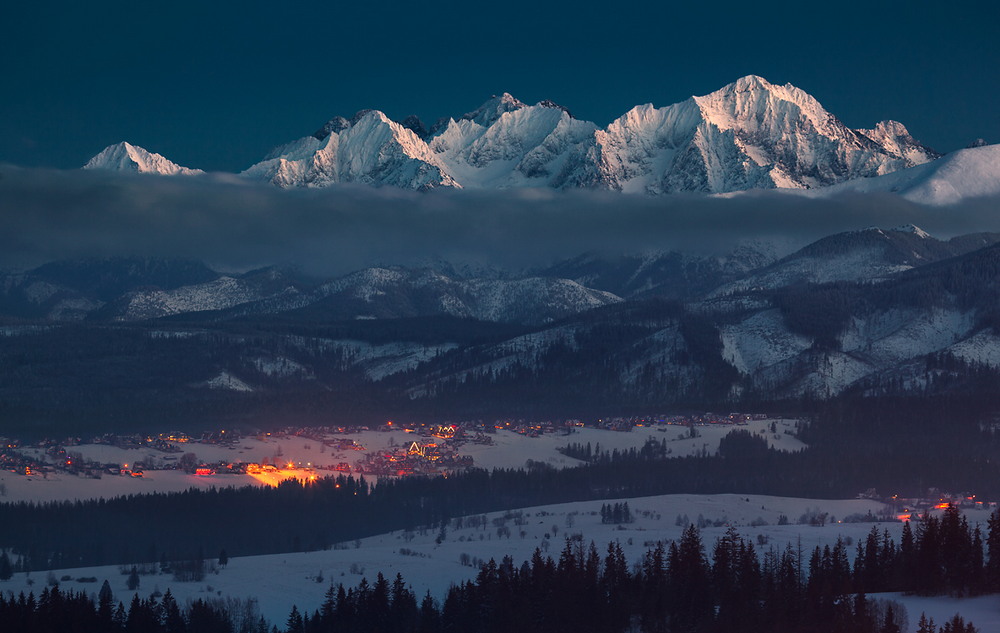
[0,428,477,483]
[0,411,771,483]
[6,411,966,510]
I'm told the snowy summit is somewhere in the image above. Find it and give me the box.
[83,141,203,176]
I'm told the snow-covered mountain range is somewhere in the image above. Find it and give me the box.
[7,226,1000,419]
[86,76,975,196]
[0,259,621,326]
[237,75,940,193]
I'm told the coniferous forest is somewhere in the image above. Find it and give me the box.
[3,509,993,633]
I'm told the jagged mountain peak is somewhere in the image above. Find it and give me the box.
[399,115,430,139]
[461,93,528,126]
[892,224,932,239]
[312,116,351,140]
[721,74,801,99]
[537,99,571,115]
[858,120,940,162]
[693,76,830,134]
[731,74,771,89]
[705,75,818,105]
[870,120,911,137]
[350,109,385,126]
[83,142,202,176]
[311,110,406,141]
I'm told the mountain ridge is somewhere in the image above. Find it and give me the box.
[8,228,1000,429]
[84,76,963,195]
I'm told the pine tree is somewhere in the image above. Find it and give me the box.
[602,541,630,631]
[127,566,140,591]
[915,513,943,594]
[970,526,985,595]
[125,594,158,633]
[417,591,439,633]
[672,524,712,632]
[97,579,115,629]
[898,520,917,592]
[916,613,936,633]
[0,552,11,581]
[985,508,1000,591]
[882,603,902,633]
[160,589,185,633]
[390,572,417,630]
[285,605,304,633]
[940,613,977,633]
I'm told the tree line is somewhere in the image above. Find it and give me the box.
[4,513,992,633]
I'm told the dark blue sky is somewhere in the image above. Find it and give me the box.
[4,0,998,172]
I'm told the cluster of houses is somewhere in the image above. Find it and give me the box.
[862,488,999,521]
[357,440,474,477]
[1,411,776,483]
[91,433,185,453]
[0,445,147,479]
[0,438,38,477]
[590,412,771,432]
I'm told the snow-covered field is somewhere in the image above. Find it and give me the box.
[1,493,992,633]
[0,420,804,504]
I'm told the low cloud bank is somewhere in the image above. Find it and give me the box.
[1,166,998,275]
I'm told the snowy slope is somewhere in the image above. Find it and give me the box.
[714,301,983,399]
[0,261,307,322]
[948,329,1000,368]
[719,310,812,375]
[706,226,997,298]
[83,142,203,175]
[257,267,622,325]
[803,143,1000,205]
[113,276,295,320]
[201,370,254,392]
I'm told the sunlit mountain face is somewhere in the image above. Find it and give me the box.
[85,76,940,195]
